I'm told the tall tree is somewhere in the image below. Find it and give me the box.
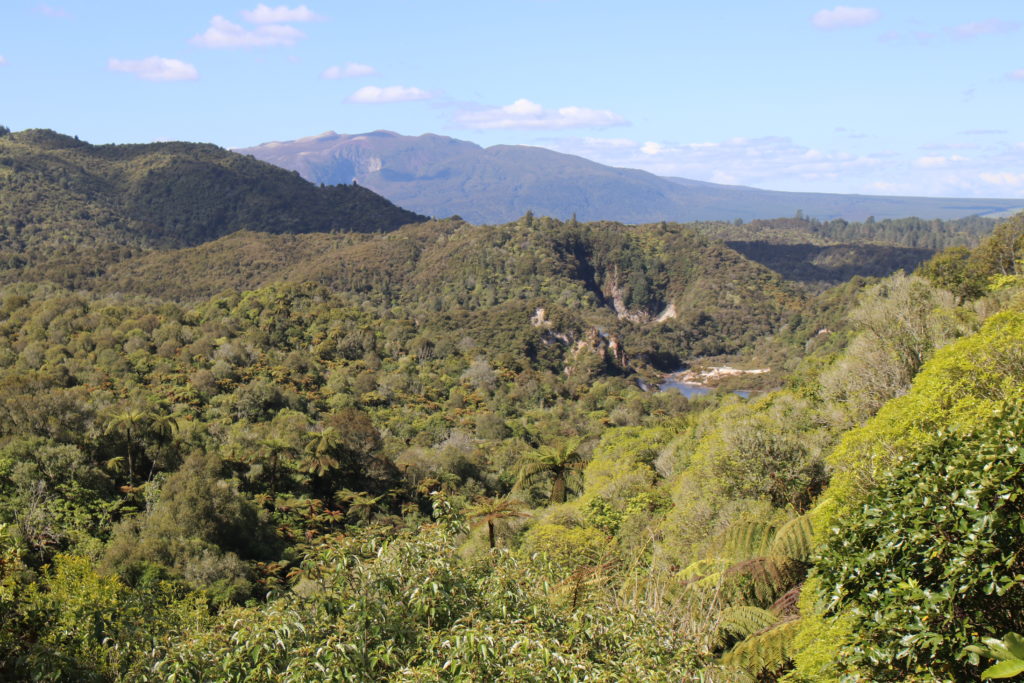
[466,496,530,548]
[518,437,588,504]
[302,427,342,477]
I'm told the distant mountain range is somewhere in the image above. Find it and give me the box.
[236,131,1023,224]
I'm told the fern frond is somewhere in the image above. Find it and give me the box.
[769,585,801,618]
[718,605,779,641]
[677,558,727,581]
[769,514,814,563]
[722,556,798,606]
[721,520,776,562]
[721,617,800,677]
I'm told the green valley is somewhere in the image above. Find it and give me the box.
[1,128,1023,681]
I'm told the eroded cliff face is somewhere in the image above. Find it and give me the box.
[530,306,628,377]
[601,265,665,325]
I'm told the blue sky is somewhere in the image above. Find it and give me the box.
[2,1,1023,197]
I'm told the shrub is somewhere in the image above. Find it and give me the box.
[814,401,1024,680]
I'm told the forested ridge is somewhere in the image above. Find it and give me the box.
[1,127,1024,680]
[0,128,425,288]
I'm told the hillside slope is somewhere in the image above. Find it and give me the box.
[0,128,425,252]
[87,217,811,369]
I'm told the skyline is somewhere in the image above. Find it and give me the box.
[2,1,1023,198]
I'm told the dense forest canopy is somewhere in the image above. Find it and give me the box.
[1,127,1024,680]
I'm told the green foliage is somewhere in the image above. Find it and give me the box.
[785,574,856,682]
[819,308,1024,534]
[818,272,969,426]
[769,514,814,564]
[815,401,1024,680]
[144,513,711,681]
[718,605,780,642]
[518,436,588,504]
[916,245,988,301]
[721,618,799,680]
[579,425,670,509]
[1,551,207,681]
[103,453,280,600]
[969,632,1024,679]
[714,214,1000,251]
[1,129,1020,680]
[971,213,1024,277]
[465,495,529,548]
[519,518,612,577]
[0,130,424,245]
[659,392,828,567]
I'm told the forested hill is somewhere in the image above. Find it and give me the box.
[236,130,1024,224]
[5,128,1024,680]
[29,217,809,372]
[0,209,1021,678]
[0,128,426,252]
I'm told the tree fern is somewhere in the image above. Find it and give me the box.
[722,556,799,606]
[721,520,777,563]
[718,605,779,642]
[769,585,801,618]
[711,514,814,679]
[721,617,800,678]
[768,514,814,563]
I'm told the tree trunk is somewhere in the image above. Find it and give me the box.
[550,473,567,504]
[488,520,496,549]
[126,439,136,486]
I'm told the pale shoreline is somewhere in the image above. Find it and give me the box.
[666,365,771,388]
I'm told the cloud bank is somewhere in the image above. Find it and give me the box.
[811,6,880,30]
[192,16,304,47]
[548,135,1024,198]
[456,99,627,130]
[241,4,322,23]
[108,57,199,82]
[322,63,375,79]
[951,19,1019,38]
[349,85,431,103]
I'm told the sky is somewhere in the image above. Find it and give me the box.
[2,1,1024,197]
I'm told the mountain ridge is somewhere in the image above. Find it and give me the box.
[236,131,1024,224]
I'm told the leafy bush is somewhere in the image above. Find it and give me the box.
[814,400,1024,680]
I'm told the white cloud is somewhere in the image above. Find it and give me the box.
[242,4,322,23]
[0,56,6,66]
[1009,69,1024,81]
[553,135,878,185]
[192,16,304,48]
[870,181,901,192]
[920,143,978,151]
[951,19,1019,38]
[456,99,627,130]
[581,137,635,149]
[980,172,1024,187]
[547,135,1024,198]
[811,6,880,30]
[108,57,198,82]
[349,85,431,103]
[322,62,375,79]
[914,155,967,168]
